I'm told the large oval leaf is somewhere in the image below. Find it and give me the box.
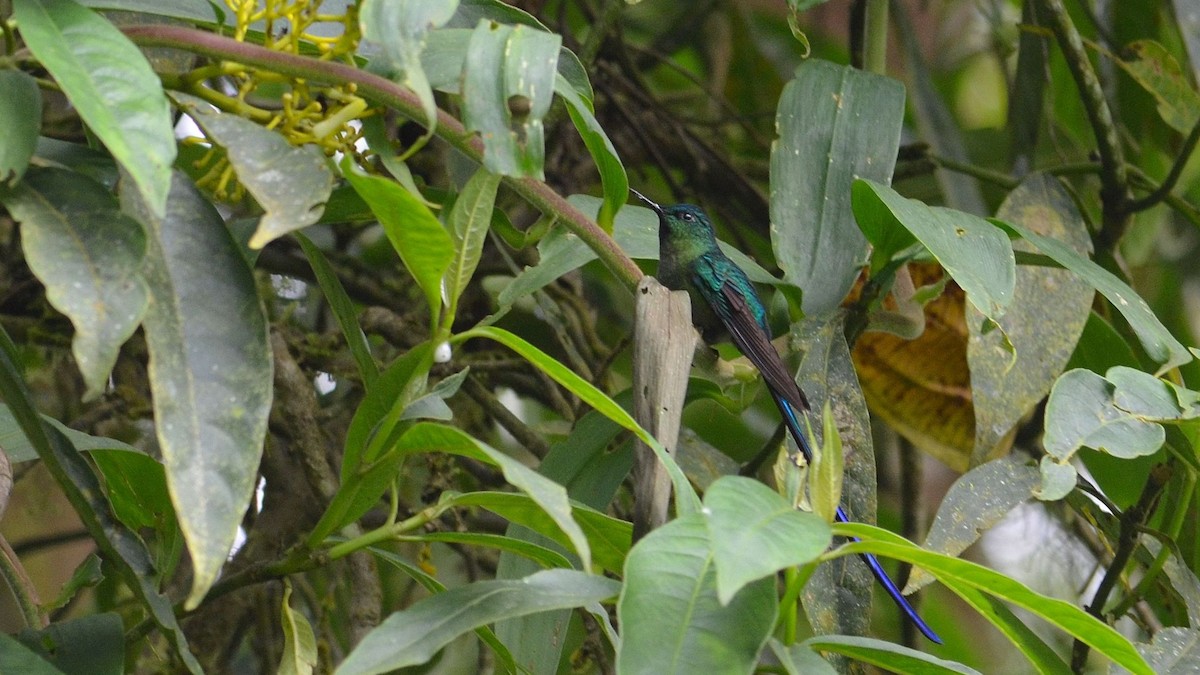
[2,168,147,400]
[121,170,272,609]
[793,311,878,638]
[173,93,333,249]
[771,59,905,315]
[617,515,777,674]
[461,21,560,178]
[0,70,41,185]
[995,217,1191,374]
[967,173,1093,464]
[0,331,201,673]
[702,476,830,605]
[1043,369,1166,461]
[854,180,1016,321]
[14,0,175,217]
[905,454,1040,593]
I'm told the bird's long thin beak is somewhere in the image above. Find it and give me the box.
[629,188,665,215]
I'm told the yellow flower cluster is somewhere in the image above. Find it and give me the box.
[186,0,374,199]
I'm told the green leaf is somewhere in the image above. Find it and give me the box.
[1109,365,1200,419]
[702,476,830,605]
[33,137,118,189]
[18,613,124,675]
[422,25,592,104]
[556,74,627,231]
[833,523,1154,675]
[0,407,139,464]
[0,70,41,185]
[1113,40,1200,134]
[393,423,594,571]
[346,342,434,472]
[792,311,877,638]
[121,170,272,609]
[853,180,1016,321]
[442,167,500,326]
[78,0,223,23]
[906,455,1040,593]
[367,546,518,673]
[767,639,838,675]
[809,400,843,523]
[996,217,1191,373]
[14,0,175,217]
[455,325,701,514]
[309,345,432,546]
[616,515,777,674]
[341,157,453,329]
[0,328,202,673]
[44,553,103,611]
[90,450,180,571]
[172,93,333,249]
[1,168,148,400]
[401,367,469,422]
[1129,627,1200,674]
[771,59,905,315]
[71,566,124,620]
[462,21,560,178]
[335,570,619,675]
[802,635,982,674]
[447,0,589,99]
[360,0,458,133]
[1043,369,1165,461]
[1036,455,1077,501]
[402,531,573,569]
[0,632,64,675]
[279,583,318,675]
[313,451,405,549]
[952,585,1071,673]
[295,233,379,387]
[492,403,633,674]
[451,491,630,574]
[968,174,1093,464]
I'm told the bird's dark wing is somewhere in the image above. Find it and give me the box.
[693,255,943,644]
[692,257,810,414]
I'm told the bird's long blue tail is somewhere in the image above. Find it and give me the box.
[777,397,942,644]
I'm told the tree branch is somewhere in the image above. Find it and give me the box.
[1035,0,1131,249]
[119,25,644,292]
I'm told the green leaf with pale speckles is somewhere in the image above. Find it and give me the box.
[1,168,148,400]
[967,174,1093,466]
[122,170,272,610]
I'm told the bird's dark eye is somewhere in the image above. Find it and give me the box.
[682,212,695,222]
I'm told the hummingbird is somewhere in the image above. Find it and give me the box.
[631,188,942,644]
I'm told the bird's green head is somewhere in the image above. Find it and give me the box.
[629,189,716,240]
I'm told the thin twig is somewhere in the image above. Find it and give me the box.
[1035,0,1131,250]
[1128,115,1200,212]
[462,376,553,459]
[1070,464,1169,671]
[0,533,46,628]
